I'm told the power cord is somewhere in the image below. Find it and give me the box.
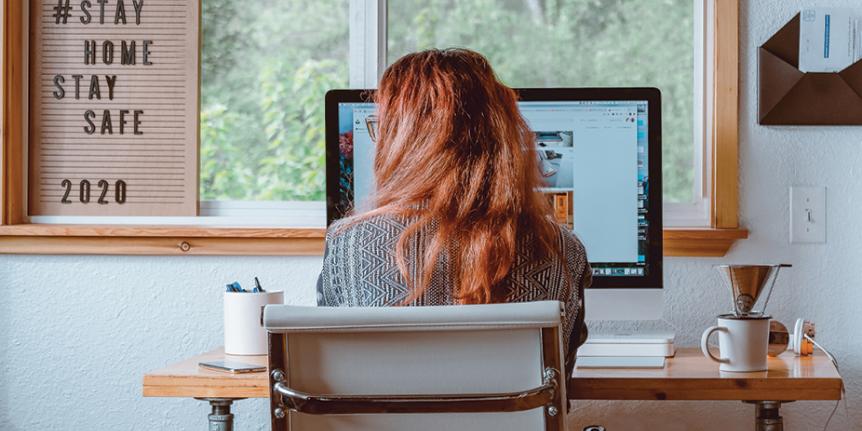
[804,334,846,431]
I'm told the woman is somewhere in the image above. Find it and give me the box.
[317,48,591,373]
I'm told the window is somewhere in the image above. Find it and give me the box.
[200,0,707,225]
[199,0,348,203]
[388,0,704,225]
[1,0,745,255]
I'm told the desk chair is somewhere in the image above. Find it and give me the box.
[263,301,567,431]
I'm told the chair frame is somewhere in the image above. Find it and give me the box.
[267,327,566,431]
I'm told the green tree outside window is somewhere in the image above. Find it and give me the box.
[201,0,693,203]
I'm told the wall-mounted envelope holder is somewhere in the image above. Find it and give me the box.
[759,13,862,125]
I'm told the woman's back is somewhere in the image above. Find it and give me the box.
[317,48,592,372]
[318,214,591,372]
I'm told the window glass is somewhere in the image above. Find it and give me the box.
[388,0,695,203]
[200,0,348,201]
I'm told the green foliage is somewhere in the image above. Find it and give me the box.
[389,0,695,202]
[256,59,346,200]
[201,0,694,202]
[199,0,348,201]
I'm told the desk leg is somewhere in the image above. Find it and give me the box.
[746,400,792,431]
[195,397,245,431]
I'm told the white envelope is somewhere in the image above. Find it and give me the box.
[799,8,859,73]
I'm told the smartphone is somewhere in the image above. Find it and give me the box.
[199,360,266,374]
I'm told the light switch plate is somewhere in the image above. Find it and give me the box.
[790,186,826,244]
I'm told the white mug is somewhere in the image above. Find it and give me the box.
[700,314,771,372]
[224,290,284,355]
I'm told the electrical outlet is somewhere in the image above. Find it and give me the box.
[790,186,826,244]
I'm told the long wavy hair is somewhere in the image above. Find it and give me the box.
[351,48,560,304]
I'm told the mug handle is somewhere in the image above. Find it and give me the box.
[701,325,730,364]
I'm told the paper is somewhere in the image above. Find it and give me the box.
[799,8,860,73]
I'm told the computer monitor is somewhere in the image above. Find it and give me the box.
[324,88,663,320]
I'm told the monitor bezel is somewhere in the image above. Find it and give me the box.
[325,87,663,290]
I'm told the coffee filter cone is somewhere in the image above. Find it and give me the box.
[716,264,789,316]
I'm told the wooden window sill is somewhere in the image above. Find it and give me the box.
[0,224,746,257]
[663,227,748,257]
[0,224,327,255]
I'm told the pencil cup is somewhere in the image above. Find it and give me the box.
[224,290,284,355]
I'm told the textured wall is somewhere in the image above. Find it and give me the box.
[0,255,321,430]
[2,0,862,429]
[568,1,862,429]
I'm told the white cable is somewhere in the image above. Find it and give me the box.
[805,334,845,431]
[805,335,839,372]
[822,399,840,431]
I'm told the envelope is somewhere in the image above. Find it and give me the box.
[759,13,862,125]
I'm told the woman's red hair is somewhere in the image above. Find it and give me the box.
[352,48,560,304]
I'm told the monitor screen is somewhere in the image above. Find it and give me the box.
[325,89,662,288]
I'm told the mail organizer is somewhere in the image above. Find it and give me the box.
[760,13,862,125]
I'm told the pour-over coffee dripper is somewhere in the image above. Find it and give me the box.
[715,264,791,317]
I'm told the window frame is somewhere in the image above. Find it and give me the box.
[1,0,746,256]
[662,0,711,227]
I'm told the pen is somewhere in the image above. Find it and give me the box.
[253,277,265,293]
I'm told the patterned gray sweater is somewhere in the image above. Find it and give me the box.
[317,214,591,375]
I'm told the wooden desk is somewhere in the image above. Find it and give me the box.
[144,349,268,431]
[143,349,268,399]
[570,348,842,401]
[143,348,842,430]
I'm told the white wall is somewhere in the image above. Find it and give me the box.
[570,1,862,429]
[2,0,862,429]
[0,255,321,430]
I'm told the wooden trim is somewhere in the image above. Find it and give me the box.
[2,0,26,225]
[0,225,325,255]
[0,226,742,256]
[0,225,325,254]
[664,227,748,257]
[0,235,324,255]
[711,0,740,229]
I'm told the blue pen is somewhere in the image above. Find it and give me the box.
[226,281,245,293]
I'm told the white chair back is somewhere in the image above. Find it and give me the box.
[263,301,567,431]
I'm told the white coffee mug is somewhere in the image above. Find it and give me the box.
[700,314,771,372]
[224,290,284,355]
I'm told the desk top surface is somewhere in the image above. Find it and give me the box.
[142,348,842,401]
[143,349,269,399]
[569,348,841,401]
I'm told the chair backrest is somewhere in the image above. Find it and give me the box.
[263,301,567,431]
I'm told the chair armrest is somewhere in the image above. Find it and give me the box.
[270,368,559,415]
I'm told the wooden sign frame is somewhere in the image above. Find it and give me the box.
[28,0,199,216]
